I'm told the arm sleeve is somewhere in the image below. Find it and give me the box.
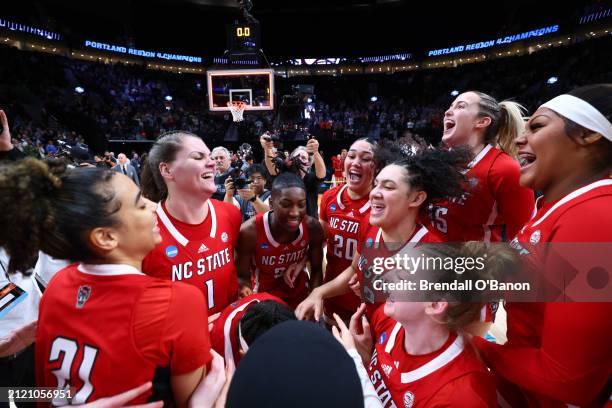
[474,200,612,405]
[475,301,612,405]
[427,373,496,408]
[346,348,383,408]
[134,282,212,376]
[0,147,26,161]
[488,156,535,240]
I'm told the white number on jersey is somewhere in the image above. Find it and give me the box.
[204,279,215,309]
[432,207,448,234]
[333,235,358,260]
[49,337,99,405]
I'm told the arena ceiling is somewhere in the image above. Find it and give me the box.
[4,0,595,57]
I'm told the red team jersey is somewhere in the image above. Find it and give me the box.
[210,292,285,366]
[36,264,211,406]
[357,218,440,307]
[367,306,496,408]
[319,184,371,319]
[251,211,310,308]
[427,144,534,242]
[476,179,612,407]
[142,199,242,316]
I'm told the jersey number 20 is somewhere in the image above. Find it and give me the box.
[333,235,358,260]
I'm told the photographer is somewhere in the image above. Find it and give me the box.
[224,164,271,222]
[211,146,232,201]
[260,134,326,218]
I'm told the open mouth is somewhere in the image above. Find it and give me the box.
[370,202,385,217]
[348,170,363,183]
[201,172,214,180]
[517,152,536,169]
[443,120,456,133]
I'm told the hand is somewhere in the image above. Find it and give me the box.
[349,304,373,366]
[331,313,356,351]
[188,350,226,408]
[0,109,13,151]
[283,259,306,288]
[239,284,253,298]
[259,133,275,152]
[348,274,362,299]
[237,188,255,202]
[76,382,163,408]
[214,356,235,408]
[224,177,234,196]
[295,290,324,321]
[306,137,319,155]
[0,321,37,357]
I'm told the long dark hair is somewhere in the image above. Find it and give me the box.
[0,159,120,274]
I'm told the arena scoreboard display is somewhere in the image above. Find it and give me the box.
[227,23,261,55]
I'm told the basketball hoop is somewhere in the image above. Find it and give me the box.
[228,101,246,122]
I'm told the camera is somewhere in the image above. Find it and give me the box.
[230,143,253,191]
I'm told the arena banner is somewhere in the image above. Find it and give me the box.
[427,24,560,57]
[359,242,612,303]
[0,19,62,41]
[83,40,203,63]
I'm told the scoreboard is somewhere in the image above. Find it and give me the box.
[227,23,261,56]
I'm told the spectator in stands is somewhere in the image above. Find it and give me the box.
[113,153,140,186]
[44,140,58,156]
[261,135,326,218]
[224,163,271,222]
[212,146,232,201]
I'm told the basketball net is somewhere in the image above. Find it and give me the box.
[228,101,246,122]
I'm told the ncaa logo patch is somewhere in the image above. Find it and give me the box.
[530,230,541,244]
[261,242,269,249]
[403,391,415,408]
[365,237,374,248]
[221,232,229,243]
[76,286,91,309]
[165,245,178,258]
[330,203,337,211]
[379,332,387,345]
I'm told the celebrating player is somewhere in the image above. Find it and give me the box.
[296,145,470,321]
[235,173,324,309]
[429,91,534,242]
[319,138,376,320]
[141,131,242,315]
[345,242,514,407]
[0,160,211,406]
[209,293,296,366]
[474,84,612,406]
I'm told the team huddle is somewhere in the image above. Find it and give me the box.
[1,84,611,407]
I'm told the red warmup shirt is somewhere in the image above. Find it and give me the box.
[142,199,242,316]
[366,306,496,408]
[251,211,310,308]
[319,184,371,319]
[426,144,534,242]
[210,292,285,366]
[36,264,211,406]
[476,179,612,407]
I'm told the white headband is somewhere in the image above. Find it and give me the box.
[238,322,249,353]
[541,94,612,142]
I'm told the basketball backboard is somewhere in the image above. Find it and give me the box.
[207,68,275,111]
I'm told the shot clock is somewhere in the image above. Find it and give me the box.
[227,22,261,55]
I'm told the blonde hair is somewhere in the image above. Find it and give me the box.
[471,91,527,158]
